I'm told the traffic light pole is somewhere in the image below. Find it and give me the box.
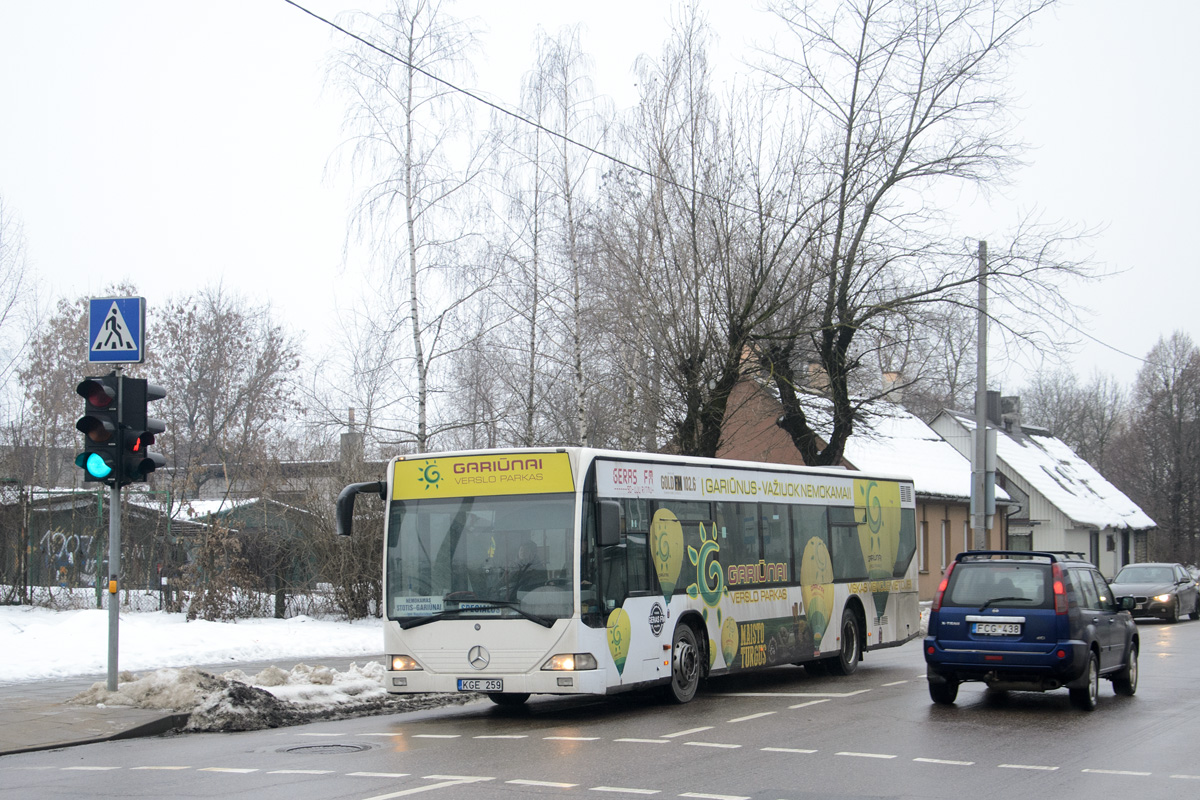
[107,369,123,693]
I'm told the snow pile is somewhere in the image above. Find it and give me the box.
[68,662,474,732]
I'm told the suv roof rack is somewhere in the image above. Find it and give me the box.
[955,550,1090,564]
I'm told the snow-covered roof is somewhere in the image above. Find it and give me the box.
[840,403,1005,502]
[944,411,1154,531]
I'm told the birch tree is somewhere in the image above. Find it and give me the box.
[332,0,489,451]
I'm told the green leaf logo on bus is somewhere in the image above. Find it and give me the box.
[417,460,441,491]
[650,508,685,604]
[687,521,726,624]
[607,608,631,675]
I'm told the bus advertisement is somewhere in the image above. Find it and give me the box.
[336,447,919,705]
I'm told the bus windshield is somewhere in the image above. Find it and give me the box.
[385,493,576,625]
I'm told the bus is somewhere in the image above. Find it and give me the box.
[337,448,920,705]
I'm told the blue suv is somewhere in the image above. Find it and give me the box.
[924,551,1139,710]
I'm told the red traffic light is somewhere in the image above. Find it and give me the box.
[77,377,116,408]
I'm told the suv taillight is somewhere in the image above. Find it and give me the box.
[932,561,956,612]
[1052,563,1068,614]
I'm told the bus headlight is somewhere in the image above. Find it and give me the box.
[390,655,422,671]
[542,653,598,671]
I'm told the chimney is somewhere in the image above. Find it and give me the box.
[340,407,364,466]
[1001,395,1022,434]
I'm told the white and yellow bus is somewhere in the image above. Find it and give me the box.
[337,448,919,705]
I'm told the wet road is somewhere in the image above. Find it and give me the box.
[3,617,1198,800]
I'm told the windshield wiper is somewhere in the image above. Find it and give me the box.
[400,611,456,630]
[979,596,1024,611]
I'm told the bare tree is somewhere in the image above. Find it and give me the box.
[147,286,300,506]
[331,0,491,452]
[1110,333,1199,563]
[755,0,1084,465]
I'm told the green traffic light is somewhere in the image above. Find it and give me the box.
[75,451,113,480]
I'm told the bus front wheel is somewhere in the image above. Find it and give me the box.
[668,623,702,704]
[487,692,529,707]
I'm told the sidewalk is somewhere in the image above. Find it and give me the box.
[0,656,384,757]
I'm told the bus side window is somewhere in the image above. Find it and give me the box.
[829,506,868,581]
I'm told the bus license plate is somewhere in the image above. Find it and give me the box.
[458,679,503,692]
[973,622,1021,635]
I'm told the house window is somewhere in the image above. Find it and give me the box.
[919,520,928,573]
[940,520,950,570]
[963,519,970,552]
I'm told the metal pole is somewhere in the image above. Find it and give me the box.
[973,241,988,551]
[107,370,123,692]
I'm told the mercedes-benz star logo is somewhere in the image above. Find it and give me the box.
[468,645,490,670]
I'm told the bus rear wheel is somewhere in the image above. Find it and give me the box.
[668,623,701,704]
[829,611,861,676]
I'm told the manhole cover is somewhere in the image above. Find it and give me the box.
[281,743,373,755]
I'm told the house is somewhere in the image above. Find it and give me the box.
[931,397,1154,577]
[719,380,1008,599]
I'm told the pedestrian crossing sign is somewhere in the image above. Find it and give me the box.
[88,297,145,363]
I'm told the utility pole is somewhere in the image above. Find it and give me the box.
[972,241,991,551]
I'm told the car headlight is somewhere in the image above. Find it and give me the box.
[542,653,599,671]
[1153,594,1173,603]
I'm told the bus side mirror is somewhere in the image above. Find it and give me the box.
[336,481,385,536]
[597,500,621,547]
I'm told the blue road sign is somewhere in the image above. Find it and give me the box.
[88,297,146,363]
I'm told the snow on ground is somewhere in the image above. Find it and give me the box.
[0,605,382,682]
[1,605,469,731]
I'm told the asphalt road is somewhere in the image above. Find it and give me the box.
[3,617,1198,800]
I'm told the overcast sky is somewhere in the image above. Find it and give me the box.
[1,0,1195,397]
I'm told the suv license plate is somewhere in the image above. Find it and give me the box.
[458,679,503,692]
[973,623,1021,635]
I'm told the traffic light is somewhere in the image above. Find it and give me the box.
[75,374,167,486]
[117,378,166,484]
[75,374,120,483]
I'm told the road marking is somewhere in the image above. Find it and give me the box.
[615,738,670,744]
[64,766,120,771]
[1170,774,1200,780]
[360,776,492,800]
[132,766,190,771]
[914,758,974,766]
[297,732,345,737]
[475,734,528,739]
[684,742,741,749]
[508,780,579,788]
[1081,769,1151,776]
[788,699,831,710]
[762,747,818,754]
[269,770,336,775]
[361,733,404,737]
[545,736,600,741]
[725,690,869,698]
[349,772,411,778]
[836,752,896,760]
[663,726,713,738]
[680,794,751,800]
[589,787,659,795]
[728,711,775,723]
[999,764,1059,771]
[199,767,259,773]
[413,734,460,739]
[882,680,909,686]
